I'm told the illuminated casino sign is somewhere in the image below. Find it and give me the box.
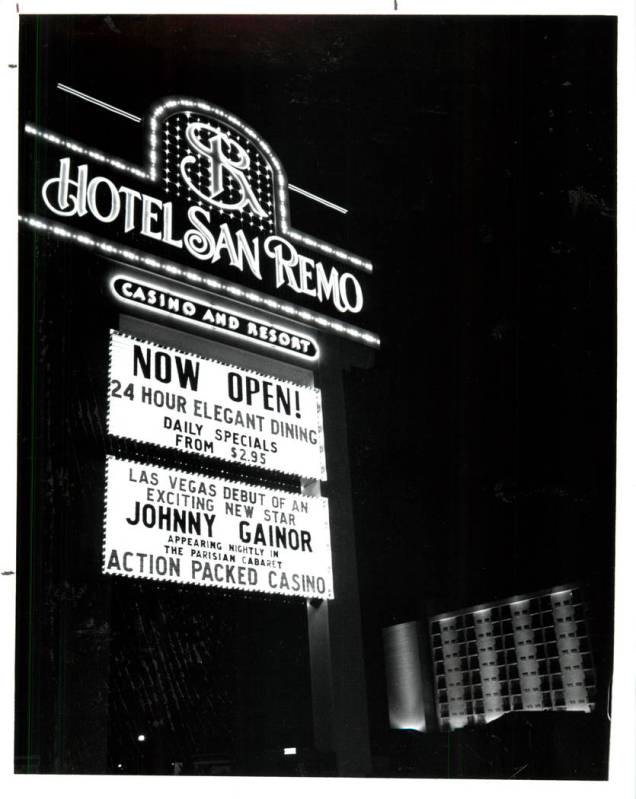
[103,456,333,599]
[20,98,379,347]
[108,331,327,480]
[110,275,320,360]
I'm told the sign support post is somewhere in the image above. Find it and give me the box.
[305,358,372,776]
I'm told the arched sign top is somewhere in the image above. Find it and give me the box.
[145,97,374,276]
[147,97,288,240]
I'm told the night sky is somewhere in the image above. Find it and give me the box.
[18,14,616,770]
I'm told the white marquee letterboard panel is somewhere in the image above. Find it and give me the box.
[107,330,327,480]
[103,456,333,599]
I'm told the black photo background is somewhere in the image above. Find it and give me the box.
[17,15,615,777]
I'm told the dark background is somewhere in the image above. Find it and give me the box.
[17,15,616,777]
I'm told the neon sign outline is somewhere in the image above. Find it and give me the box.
[109,272,321,362]
[18,214,379,347]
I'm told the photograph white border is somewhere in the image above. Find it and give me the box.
[1,3,632,798]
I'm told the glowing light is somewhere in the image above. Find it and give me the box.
[109,274,321,362]
[148,100,371,270]
[24,102,379,344]
[103,456,334,600]
[137,734,146,742]
[18,214,380,348]
[287,184,348,214]
[24,125,147,179]
[383,622,428,732]
[432,585,596,731]
[107,329,327,480]
[24,117,373,273]
[57,82,142,123]
[283,748,297,756]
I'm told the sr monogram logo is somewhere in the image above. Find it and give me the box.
[180,122,268,218]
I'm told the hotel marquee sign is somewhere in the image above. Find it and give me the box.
[103,456,334,599]
[21,97,378,347]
